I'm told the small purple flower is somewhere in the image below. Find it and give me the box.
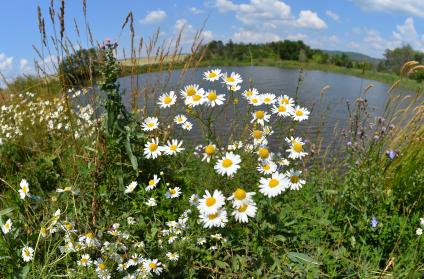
[373,135,380,141]
[389,124,395,130]
[371,216,378,228]
[386,150,398,160]
[347,141,352,146]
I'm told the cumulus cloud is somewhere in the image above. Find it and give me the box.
[190,7,204,14]
[295,10,327,29]
[287,33,308,41]
[352,0,424,17]
[233,29,280,43]
[326,10,340,22]
[140,10,167,24]
[19,58,32,74]
[0,53,13,71]
[174,19,213,45]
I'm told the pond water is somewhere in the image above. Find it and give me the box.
[117,66,416,151]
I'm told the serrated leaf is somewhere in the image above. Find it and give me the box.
[287,252,321,265]
[215,260,230,269]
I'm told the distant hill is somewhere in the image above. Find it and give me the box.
[321,50,381,64]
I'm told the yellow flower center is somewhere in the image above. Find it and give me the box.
[149,179,155,186]
[264,97,271,103]
[147,122,155,127]
[295,110,303,116]
[22,186,28,193]
[290,175,299,183]
[278,105,286,112]
[255,111,264,119]
[263,164,270,171]
[207,92,217,101]
[24,250,30,257]
[238,204,248,213]
[234,188,246,200]
[149,143,158,152]
[258,148,269,159]
[193,94,202,101]
[149,262,157,269]
[81,258,88,264]
[252,130,263,139]
[170,145,177,151]
[283,97,289,104]
[252,98,258,103]
[204,145,215,155]
[246,90,253,97]
[226,76,235,83]
[5,223,10,229]
[208,72,217,78]
[40,227,47,235]
[85,232,94,239]
[293,142,303,153]
[222,158,233,168]
[269,178,279,188]
[205,197,216,207]
[186,87,196,96]
[65,223,72,230]
[98,263,106,270]
[208,213,218,220]
[170,188,177,195]
[177,117,183,122]
[164,96,172,104]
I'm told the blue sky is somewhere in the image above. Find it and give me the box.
[1,0,424,81]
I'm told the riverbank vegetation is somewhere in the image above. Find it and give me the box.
[1,2,424,278]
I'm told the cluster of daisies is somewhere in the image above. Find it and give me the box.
[0,90,96,143]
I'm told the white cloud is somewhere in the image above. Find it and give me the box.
[19,58,32,74]
[326,10,340,22]
[392,17,424,51]
[190,7,204,14]
[215,0,326,29]
[233,29,280,43]
[328,35,339,44]
[140,10,167,24]
[175,19,192,31]
[353,0,424,17]
[295,10,327,29]
[0,53,13,71]
[287,33,308,41]
[202,31,214,42]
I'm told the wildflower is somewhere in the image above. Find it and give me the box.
[145,198,157,207]
[221,72,242,86]
[1,219,12,234]
[197,237,206,245]
[251,110,270,126]
[19,179,30,200]
[174,114,187,125]
[272,103,293,117]
[117,262,128,272]
[259,172,289,198]
[203,69,221,82]
[143,137,162,159]
[77,254,92,267]
[243,88,259,99]
[165,187,181,198]
[186,90,206,107]
[166,252,179,262]
[232,201,257,223]
[145,175,160,191]
[214,152,241,177]
[143,259,163,275]
[180,84,203,99]
[22,246,34,262]
[141,117,159,132]
[291,106,310,122]
[127,217,136,225]
[257,161,277,175]
[417,228,423,236]
[371,216,378,228]
[182,121,193,131]
[248,95,264,106]
[285,169,306,190]
[158,91,177,108]
[163,139,184,155]
[278,95,294,105]
[257,147,271,160]
[189,194,200,206]
[94,259,110,277]
[228,84,241,92]
[124,181,138,194]
[262,93,276,105]
[199,208,228,228]
[386,150,398,160]
[228,188,256,208]
[198,190,226,215]
[285,137,307,159]
[202,144,216,163]
[205,90,225,107]
[420,218,424,226]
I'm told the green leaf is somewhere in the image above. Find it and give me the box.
[0,207,14,216]
[287,252,321,265]
[214,260,230,269]
[124,138,138,172]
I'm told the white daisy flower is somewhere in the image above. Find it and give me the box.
[163,139,184,155]
[257,161,277,175]
[189,194,200,206]
[77,254,92,267]
[19,179,30,200]
[185,91,206,107]
[272,103,294,117]
[143,259,163,275]
[197,190,226,215]
[227,188,256,208]
[143,137,162,159]
[285,169,306,190]
[141,117,159,131]
[174,114,187,125]
[262,93,276,105]
[145,198,157,207]
[278,95,294,105]
[166,252,179,261]
[247,95,264,106]
[94,258,109,274]
[197,237,207,245]
[227,84,241,92]
[243,88,259,99]
[22,246,34,262]
[165,187,181,198]
[202,144,216,163]
[180,84,203,99]
[221,72,242,86]
[1,219,12,234]
[232,201,257,223]
[251,110,270,126]
[257,147,272,160]
[199,208,228,228]
[259,172,289,198]
[214,152,241,177]
[251,129,267,146]
[124,181,138,194]
[205,90,225,107]
[182,121,193,131]
[291,106,310,122]
[203,69,221,82]
[158,91,177,108]
[285,137,307,159]
[145,175,160,191]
